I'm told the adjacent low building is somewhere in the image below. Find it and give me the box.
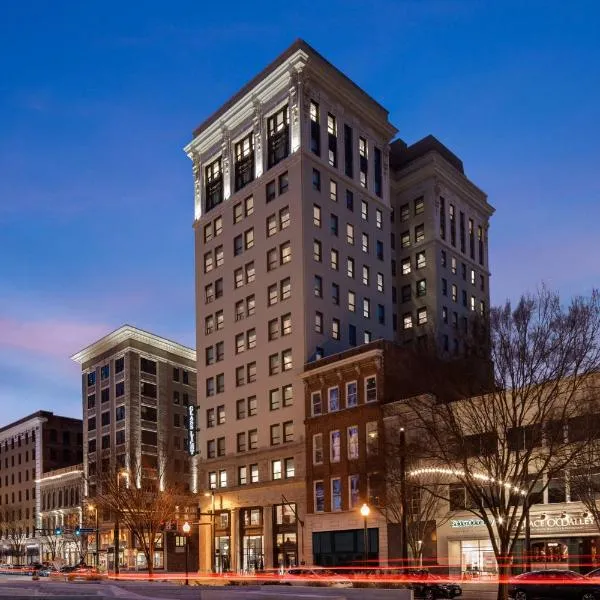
[0,411,83,565]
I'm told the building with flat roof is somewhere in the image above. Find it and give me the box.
[71,324,197,571]
[0,411,82,565]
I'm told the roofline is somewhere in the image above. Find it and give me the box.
[71,324,196,365]
[0,410,81,437]
[192,38,391,139]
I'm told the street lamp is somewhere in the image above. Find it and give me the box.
[182,521,191,586]
[88,504,99,568]
[114,469,127,577]
[204,491,216,573]
[360,503,370,570]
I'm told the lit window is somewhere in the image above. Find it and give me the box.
[279,206,290,229]
[328,387,339,412]
[280,277,291,300]
[362,265,370,286]
[267,214,277,237]
[403,313,413,330]
[347,257,355,278]
[330,180,337,202]
[346,223,354,245]
[365,376,377,402]
[416,251,426,269]
[315,311,323,333]
[366,421,379,455]
[401,258,411,275]
[332,318,340,340]
[415,197,424,215]
[377,272,384,292]
[332,477,342,511]
[313,204,321,227]
[417,307,428,325]
[362,232,369,253]
[330,431,341,462]
[282,349,292,371]
[272,460,282,480]
[313,433,323,464]
[330,249,339,271]
[280,242,292,265]
[401,231,410,248]
[346,381,357,407]
[363,298,371,319]
[314,481,325,512]
[348,426,359,459]
[348,291,356,312]
[361,199,368,220]
[244,228,254,250]
[313,239,322,262]
[314,275,322,298]
[376,208,383,229]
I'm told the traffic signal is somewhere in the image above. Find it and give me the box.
[54,527,62,536]
[75,526,81,536]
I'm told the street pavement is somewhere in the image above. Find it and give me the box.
[0,576,499,599]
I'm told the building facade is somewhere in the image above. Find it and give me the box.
[0,411,83,564]
[390,136,494,354]
[71,325,197,571]
[186,39,398,572]
[38,464,84,565]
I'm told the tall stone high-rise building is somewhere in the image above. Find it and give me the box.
[185,39,493,571]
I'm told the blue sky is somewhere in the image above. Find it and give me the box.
[1,0,599,422]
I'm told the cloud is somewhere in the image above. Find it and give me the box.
[0,317,111,359]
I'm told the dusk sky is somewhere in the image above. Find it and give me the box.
[1,0,599,423]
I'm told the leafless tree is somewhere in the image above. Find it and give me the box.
[38,531,63,562]
[2,508,28,565]
[95,457,188,576]
[385,463,451,565]
[389,286,600,600]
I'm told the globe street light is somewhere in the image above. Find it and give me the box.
[360,503,370,570]
[182,521,191,586]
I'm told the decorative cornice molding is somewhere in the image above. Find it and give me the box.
[300,349,384,379]
[71,325,196,365]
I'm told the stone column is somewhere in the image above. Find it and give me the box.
[263,505,274,570]
[252,99,264,179]
[230,508,239,573]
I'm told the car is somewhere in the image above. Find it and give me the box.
[509,569,600,599]
[282,567,353,588]
[407,570,462,599]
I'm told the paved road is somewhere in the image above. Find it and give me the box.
[0,577,499,599]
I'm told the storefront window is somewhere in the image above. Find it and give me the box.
[449,539,497,577]
[242,535,264,572]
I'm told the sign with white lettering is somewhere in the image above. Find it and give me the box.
[530,515,595,530]
[187,405,198,456]
[451,518,485,528]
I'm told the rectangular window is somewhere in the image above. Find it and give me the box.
[346,223,354,245]
[330,430,341,463]
[279,171,289,194]
[282,384,293,406]
[250,463,259,483]
[272,459,282,480]
[401,257,411,275]
[217,437,225,457]
[285,457,295,478]
[416,279,427,297]
[282,349,292,371]
[361,232,369,253]
[328,387,340,412]
[267,106,289,168]
[314,275,322,298]
[377,272,384,292]
[450,203,456,246]
[460,211,466,253]
[363,297,370,318]
[415,224,424,243]
[346,189,354,211]
[328,113,337,167]
[312,391,322,416]
[417,307,428,325]
[365,376,377,402]
[344,124,353,178]
[283,421,293,443]
[313,239,322,262]
[280,242,291,265]
[238,466,247,485]
[330,248,339,271]
[280,277,291,300]
[315,311,323,333]
[313,204,321,227]
[268,284,278,306]
[310,100,321,155]
[330,179,337,202]
[331,477,342,512]
[332,282,340,305]
[279,205,290,229]
[314,481,325,512]
[362,265,370,286]
[330,213,338,236]
[248,429,257,450]
[312,168,321,191]
[348,425,359,459]
[236,399,246,420]
[349,474,360,508]
[233,202,243,224]
[366,421,379,455]
[440,196,446,239]
[359,137,368,188]
[348,290,356,311]
[469,218,475,258]
[234,133,254,192]
[313,433,323,464]
[361,199,368,221]
[374,147,382,197]
[376,240,384,260]
[219,469,227,488]
[332,318,340,340]
[270,424,281,445]
[267,214,277,237]
[347,257,355,278]
[205,157,223,212]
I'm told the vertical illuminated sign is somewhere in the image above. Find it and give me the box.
[187,405,198,456]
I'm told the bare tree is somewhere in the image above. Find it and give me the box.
[2,509,28,565]
[390,287,600,600]
[95,458,188,576]
[38,531,63,562]
[384,464,451,566]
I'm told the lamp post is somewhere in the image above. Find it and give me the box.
[204,491,216,573]
[399,427,408,566]
[88,505,99,568]
[114,470,127,577]
[182,521,191,586]
[360,503,370,571]
[523,493,531,572]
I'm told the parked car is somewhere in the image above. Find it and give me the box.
[407,570,462,599]
[282,567,353,588]
[509,569,600,599]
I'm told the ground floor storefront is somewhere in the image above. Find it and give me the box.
[305,511,388,568]
[197,481,305,573]
[437,505,600,577]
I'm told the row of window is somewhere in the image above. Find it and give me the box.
[1,469,35,486]
[439,197,485,265]
[87,359,191,388]
[441,281,487,313]
[204,106,290,213]
[309,100,383,197]
[0,430,35,453]
[401,307,429,329]
[208,456,295,490]
[311,376,377,416]
[87,405,126,431]
[87,429,126,452]
[314,475,362,513]
[312,422,379,465]
[0,448,35,470]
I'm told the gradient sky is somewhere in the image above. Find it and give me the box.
[1,0,599,423]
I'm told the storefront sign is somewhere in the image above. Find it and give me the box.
[530,515,595,530]
[187,405,198,456]
[451,518,485,528]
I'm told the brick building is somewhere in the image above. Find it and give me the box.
[0,411,83,564]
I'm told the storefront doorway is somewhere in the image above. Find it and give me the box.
[448,539,497,578]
